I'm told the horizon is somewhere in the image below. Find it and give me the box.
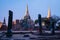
[0,0,60,23]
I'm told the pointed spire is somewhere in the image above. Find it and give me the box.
[25,4,29,16]
[47,7,51,19]
[3,17,6,25]
[24,4,30,19]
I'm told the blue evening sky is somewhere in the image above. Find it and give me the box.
[0,0,60,23]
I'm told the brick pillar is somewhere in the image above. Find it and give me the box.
[38,14,42,34]
[6,10,13,37]
[51,21,55,35]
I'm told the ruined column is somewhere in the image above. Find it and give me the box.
[38,14,42,34]
[6,10,13,37]
[51,21,55,35]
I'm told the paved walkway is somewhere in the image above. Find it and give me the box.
[0,31,60,40]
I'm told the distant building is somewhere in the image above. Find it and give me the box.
[18,4,35,31]
[35,7,52,30]
[0,22,2,28]
[0,17,7,31]
[12,20,21,31]
[16,19,20,24]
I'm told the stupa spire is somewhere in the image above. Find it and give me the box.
[47,7,51,19]
[25,4,29,16]
[24,4,30,19]
[3,17,6,25]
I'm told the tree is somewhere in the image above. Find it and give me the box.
[35,19,38,24]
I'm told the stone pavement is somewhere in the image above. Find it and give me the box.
[0,31,60,40]
[0,33,60,40]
